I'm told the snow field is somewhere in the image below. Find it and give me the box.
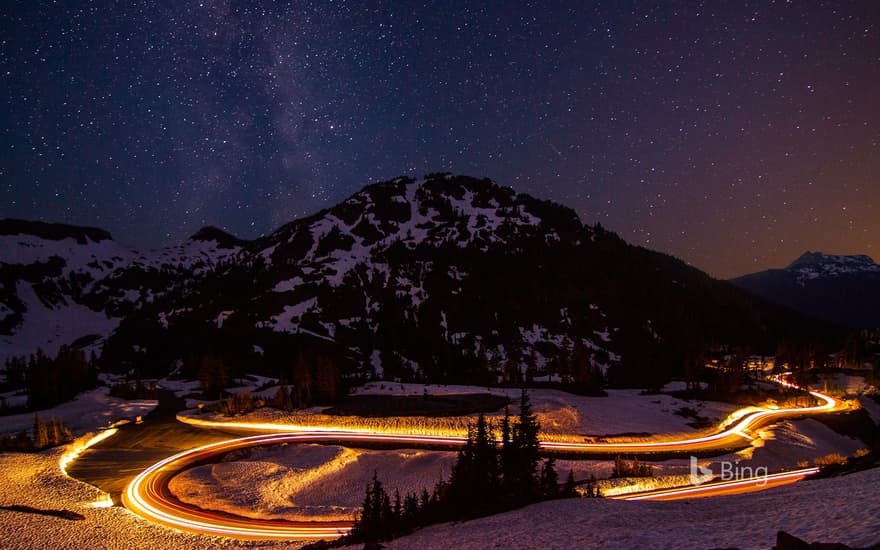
[170,444,456,522]
[374,466,880,550]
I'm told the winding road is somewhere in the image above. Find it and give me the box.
[116,381,848,541]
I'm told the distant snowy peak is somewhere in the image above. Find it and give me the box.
[731,251,880,328]
[787,251,880,281]
[188,226,247,249]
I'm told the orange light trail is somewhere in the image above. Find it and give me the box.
[59,427,119,476]
[614,467,820,501]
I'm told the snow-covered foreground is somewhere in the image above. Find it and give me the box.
[376,466,880,550]
[1,378,871,548]
[0,382,303,549]
[0,445,295,550]
[170,444,456,522]
[2,437,875,549]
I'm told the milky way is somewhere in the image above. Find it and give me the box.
[1,2,878,277]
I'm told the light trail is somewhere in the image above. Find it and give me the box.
[613,467,820,501]
[123,431,462,540]
[173,382,845,455]
[545,384,842,453]
[59,428,119,476]
[121,379,846,541]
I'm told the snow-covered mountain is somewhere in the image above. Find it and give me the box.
[787,251,880,282]
[106,175,619,386]
[0,219,242,363]
[731,251,880,328]
[3,175,840,389]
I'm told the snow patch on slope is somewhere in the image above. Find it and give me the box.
[0,282,120,364]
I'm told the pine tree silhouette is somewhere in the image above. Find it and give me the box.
[32,414,48,449]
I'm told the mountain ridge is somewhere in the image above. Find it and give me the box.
[0,218,242,362]
[0,218,113,244]
[2,174,845,394]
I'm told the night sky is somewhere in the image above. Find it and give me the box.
[1,2,878,278]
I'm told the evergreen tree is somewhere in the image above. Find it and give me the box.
[198,352,228,399]
[557,338,573,383]
[500,407,516,490]
[472,413,500,495]
[571,340,592,384]
[504,345,523,384]
[33,414,48,449]
[4,356,26,388]
[351,471,395,543]
[448,413,499,517]
[58,421,73,443]
[403,492,419,522]
[585,474,602,498]
[540,456,559,498]
[515,388,541,499]
[352,482,374,542]
[393,489,402,519]
[380,488,393,533]
[47,418,60,446]
[563,469,578,497]
[291,349,313,407]
[271,384,292,410]
[499,389,542,503]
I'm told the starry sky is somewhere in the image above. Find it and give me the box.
[1,1,878,278]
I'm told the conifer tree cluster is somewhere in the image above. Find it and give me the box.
[107,370,157,400]
[2,347,98,410]
[611,455,654,478]
[0,414,74,451]
[343,390,586,546]
[31,414,73,449]
[271,384,294,411]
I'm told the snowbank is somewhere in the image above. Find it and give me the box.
[378,467,880,549]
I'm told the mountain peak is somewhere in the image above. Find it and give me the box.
[188,226,246,249]
[260,174,584,276]
[787,251,878,273]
